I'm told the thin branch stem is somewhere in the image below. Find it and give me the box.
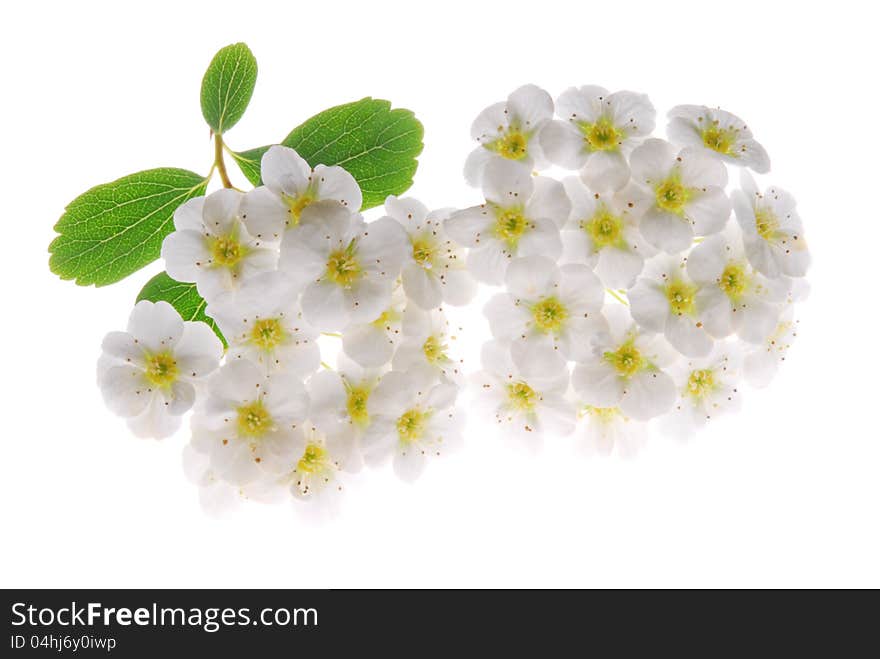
[213,133,234,189]
[606,288,629,306]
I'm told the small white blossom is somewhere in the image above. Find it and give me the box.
[687,227,791,344]
[97,300,222,439]
[464,84,554,187]
[571,306,677,421]
[577,406,647,458]
[628,255,715,358]
[485,255,606,377]
[240,145,362,240]
[732,171,810,279]
[541,85,655,191]
[561,177,655,288]
[392,305,464,382]
[307,358,383,474]
[207,271,320,376]
[279,201,407,331]
[667,105,770,173]
[190,359,309,486]
[627,139,731,253]
[743,306,799,388]
[161,189,278,301]
[446,159,569,285]
[361,368,462,482]
[472,341,575,449]
[268,424,355,515]
[385,196,476,309]
[660,343,743,439]
[340,284,405,369]
[182,444,242,516]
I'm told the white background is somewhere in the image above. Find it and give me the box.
[1,0,877,588]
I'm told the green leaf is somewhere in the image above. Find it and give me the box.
[231,97,424,210]
[200,42,258,134]
[49,168,209,286]
[228,146,266,187]
[137,272,226,347]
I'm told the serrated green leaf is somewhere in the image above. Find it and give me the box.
[136,272,226,347]
[229,146,266,187]
[200,42,258,134]
[49,168,208,286]
[231,98,424,209]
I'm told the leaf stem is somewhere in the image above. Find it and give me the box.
[213,133,234,189]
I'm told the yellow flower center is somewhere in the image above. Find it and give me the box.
[249,318,286,351]
[325,242,362,287]
[579,116,625,152]
[411,236,438,268]
[604,340,644,378]
[422,334,448,364]
[584,406,622,424]
[144,351,178,388]
[296,442,330,475]
[208,234,245,267]
[506,381,538,412]
[236,400,273,439]
[701,125,739,156]
[396,408,429,443]
[370,308,400,329]
[583,206,624,249]
[488,129,529,160]
[664,279,697,315]
[345,385,371,427]
[283,191,316,226]
[493,207,530,249]
[686,369,716,399]
[754,207,779,241]
[719,263,749,301]
[655,176,691,215]
[531,296,569,334]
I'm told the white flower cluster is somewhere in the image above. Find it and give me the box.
[95,85,810,514]
[461,85,809,455]
[98,146,472,515]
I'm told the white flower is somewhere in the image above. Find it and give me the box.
[392,305,463,382]
[384,196,476,309]
[561,177,654,288]
[97,300,222,439]
[660,343,743,439]
[732,171,810,278]
[485,255,606,377]
[207,271,320,376]
[628,255,715,357]
[628,139,731,253]
[472,340,575,448]
[445,159,569,285]
[341,284,405,368]
[743,306,799,388]
[578,406,647,458]
[161,189,278,301]
[361,368,462,482]
[240,145,362,240]
[667,105,770,173]
[687,227,791,344]
[279,201,407,332]
[190,359,309,486]
[271,425,355,512]
[541,85,655,191]
[182,444,243,517]
[307,357,384,473]
[464,84,554,187]
[571,306,677,421]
